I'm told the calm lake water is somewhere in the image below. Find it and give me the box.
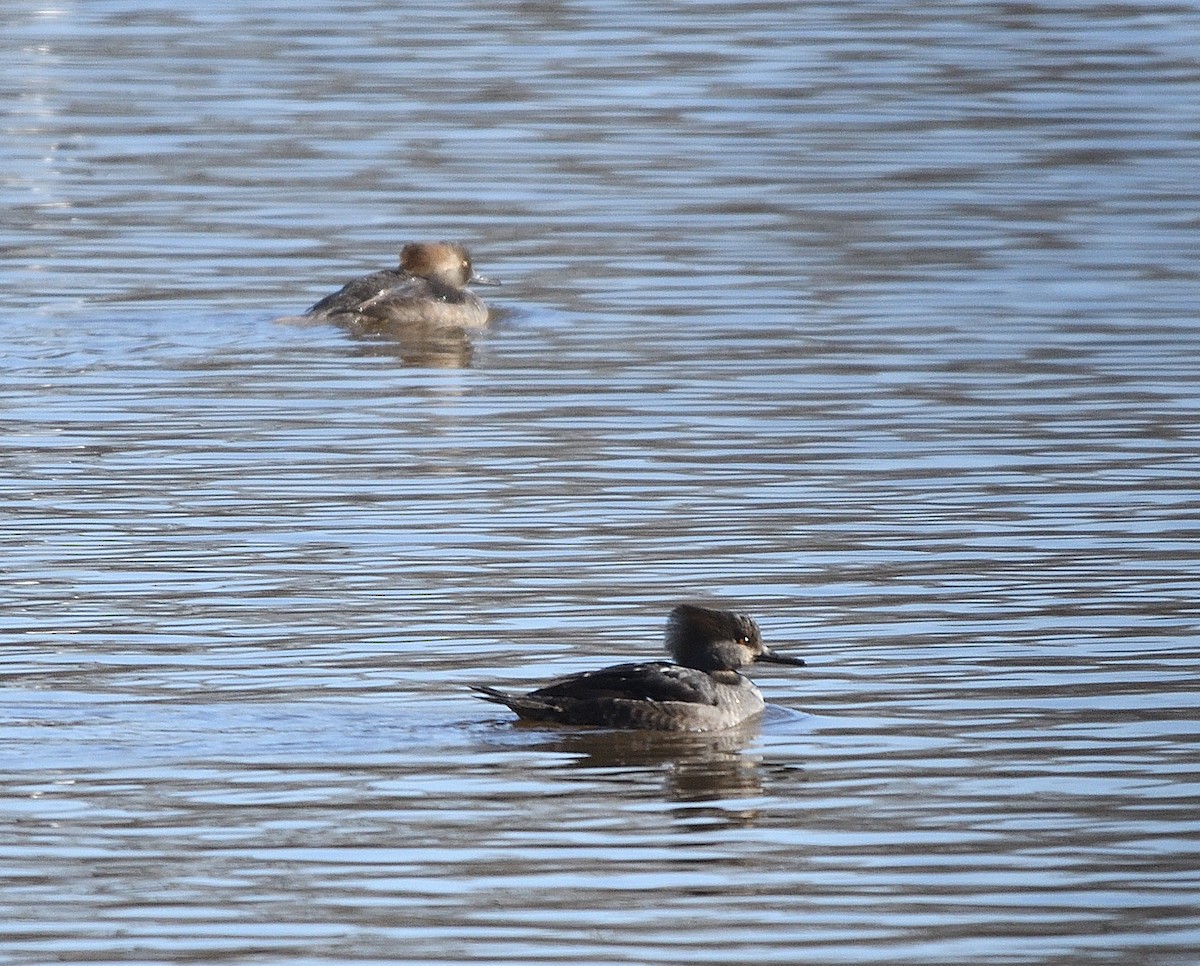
[2,1,1199,963]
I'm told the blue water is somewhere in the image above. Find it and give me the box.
[2,1,1198,963]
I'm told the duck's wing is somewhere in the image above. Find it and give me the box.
[354,278,430,316]
[306,269,405,317]
[530,662,721,706]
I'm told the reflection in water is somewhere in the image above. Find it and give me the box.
[343,318,477,368]
[273,313,479,367]
[491,718,767,804]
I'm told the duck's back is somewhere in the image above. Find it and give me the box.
[473,661,765,732]
[357,279,489,328]
[306,268,408,319]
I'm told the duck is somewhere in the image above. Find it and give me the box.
[471,604,805,732]
[305,241,498,328]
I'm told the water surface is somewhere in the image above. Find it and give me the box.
[2,1,1199,963]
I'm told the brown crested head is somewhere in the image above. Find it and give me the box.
[398,242,474,287]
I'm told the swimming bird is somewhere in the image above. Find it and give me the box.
[305,241,499,327]
[471,604,805,732]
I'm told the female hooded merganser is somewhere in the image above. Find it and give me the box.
[471,604,805,732]
[305,241,499,328]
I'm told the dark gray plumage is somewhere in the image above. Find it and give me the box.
[471,604,805,732]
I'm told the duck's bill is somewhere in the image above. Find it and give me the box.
[470,272,501,286]
[756,648,806,667]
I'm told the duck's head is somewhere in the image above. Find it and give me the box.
[399,241,499,289]
[665,603,805,672]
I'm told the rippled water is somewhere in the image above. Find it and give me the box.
[2,1,1199,963]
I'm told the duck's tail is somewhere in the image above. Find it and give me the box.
[469,685,517,706]
[469,685,564,723]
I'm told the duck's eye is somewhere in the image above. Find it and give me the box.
[737,635,751,645]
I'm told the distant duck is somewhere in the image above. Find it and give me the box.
[472,604,805,732]
[305,242,499,328]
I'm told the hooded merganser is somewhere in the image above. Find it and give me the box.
[471,604,805,732]
[304,241,499,328]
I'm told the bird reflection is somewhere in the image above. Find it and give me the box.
[343,318,476,368]
[499,719,767,808]
[272,312,484,368]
